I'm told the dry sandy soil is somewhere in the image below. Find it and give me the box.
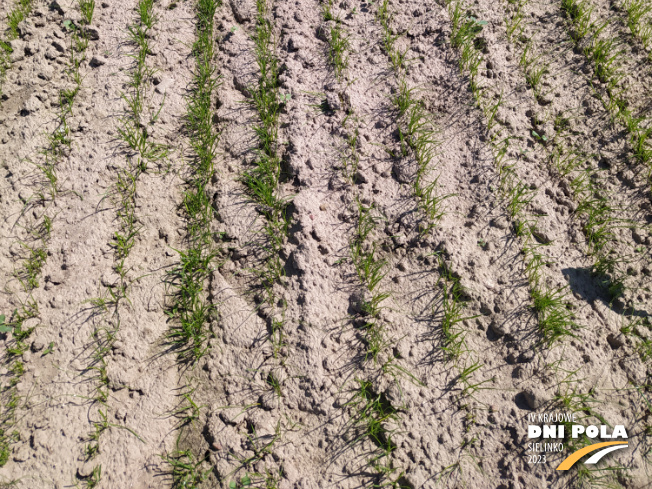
[0,0,651,488]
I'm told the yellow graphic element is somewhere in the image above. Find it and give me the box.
[556,441,629,470]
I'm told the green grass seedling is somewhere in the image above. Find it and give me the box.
[561,0,605,43]
[7,0,33,40]
[586,37,622,87]
[79,0,95,26]
[346,379,398,456]
[165,449,209,489]
[625,0,652,47]
[506,0,526,40]
[531,284,579,346]
[506,181,534,217]
[167,0,221,364]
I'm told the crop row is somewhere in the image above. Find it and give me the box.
[618,0,652,57]
[318,0,498,484]
[446,0,651,483]
[79,0,167,485]
[0,0,33,99]
[561,0,652,191]
[503,0,651,344]
[0,0,96,472]
[507,0,650,309]
[242,0,291,359]
[163,0,222,486]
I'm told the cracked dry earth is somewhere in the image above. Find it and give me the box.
[0,0,651,488]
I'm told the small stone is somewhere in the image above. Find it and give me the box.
[31,337,47,352]
[84,28,100,40]
[606,333,625,350]
[38,64,54,81]
[46,270,65,285]
[154,76,173,94]
[286,34,305,52]
[21,95,42,116]
[349,289,370,315]
[77,462,97,478]
[513,366,525,379]
[489,317,509,337]
[354,170,368,184]
[490,217,508,230]
[392,161,413,184]
[229,0,252,22]
[532,227,553,244]
[13,445,30,463]
[632,228,645,244]
[115,407,128,421]
[52,41,65,53]
[9,40,25,62]
[233,73,251,98]
[101,272,119,287]
[24,43,37,56]
[259,391,280,410]
[517,350,534,363]
[537,92,553,106]
[522,387,546,410]
[50,295,63,309]
[325,91,341,111]
[392,234,407,247]
[89,55,106,67]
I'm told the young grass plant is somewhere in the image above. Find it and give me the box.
[164,1,222,484]
[523,0,641,311]
[12,3,94,294]
[0,0,93,469]
[505,3,635,306]
[77,3,165,481]
[496,2,645,482]
[320,1,350,80]
[561,0,652,187]
[1,0,35,100]
[167,0,219,365]
[623,0,652,52]
[322,16,415,482]
[377,0,409,72]
[165,449,210,489]
[506,0,527,40]
[390,82,451,230]
[551,2,651,299]
[241,0,292,356]
[0,304,38,467]
[445,0,583,348]
[349,200,392,364]
[561,0,606,44]
[550,373,627,489]
[6,0,33,40]
[586,36,622,89]
[1,1,37,101]
[79,0,95,26]
[345,379,406,486]
[380,6,488,395]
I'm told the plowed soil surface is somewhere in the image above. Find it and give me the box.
[0,0,651,488]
